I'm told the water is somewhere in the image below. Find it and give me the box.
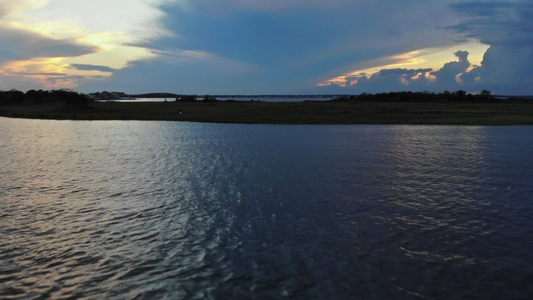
[1,117,532,299]
[114,96,335,102]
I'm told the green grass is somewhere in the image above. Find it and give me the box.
[2,100,533,125]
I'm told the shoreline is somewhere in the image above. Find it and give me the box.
[2,100,533,125]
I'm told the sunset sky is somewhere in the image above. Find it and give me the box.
[1,0,531,95]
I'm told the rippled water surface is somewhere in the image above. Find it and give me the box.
[1,117,532,299]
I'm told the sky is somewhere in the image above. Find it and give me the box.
[0,0,532,95]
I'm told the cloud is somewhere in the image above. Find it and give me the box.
[25,0,167,43]
[158,0,460,68]
[0,64,97,90]
[0,25,101,90]
[4,0,531,95]
[79,49,261,94]
[173,0,355,15]
[79,0,463,93]
[0,0,159,91]
[0,0,45,16]
[0,27,97,63]
[68,64,116,73]
[317,45,532,95]
[430,50,471,87]
[10,72,67,76]
[318,67,435,94]
[462,45,533,94]
[448,0,533,94]
[318,0,533,95]
[316,50,477,94]
[449,1,533,46]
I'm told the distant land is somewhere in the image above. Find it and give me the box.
[89,92,346,101]
[89,91,533,101]
[1,89,533,125]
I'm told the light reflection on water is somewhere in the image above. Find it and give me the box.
[1,117,532,299]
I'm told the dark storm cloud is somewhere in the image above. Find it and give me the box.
[449,0,533,94]
[318,0,533,95]
[463,45,533,94]
[449,1,533,46]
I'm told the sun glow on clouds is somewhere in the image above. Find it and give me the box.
[0,0,160,90]
[320,40,489,87]
[1,58,72,89]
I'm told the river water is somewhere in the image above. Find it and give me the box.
[1,117,532,299]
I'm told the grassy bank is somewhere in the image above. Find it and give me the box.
[2,100,533,125]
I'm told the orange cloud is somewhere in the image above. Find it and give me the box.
[1,58,77,89]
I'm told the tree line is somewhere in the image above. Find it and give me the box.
[333,90,530,103]
[0,89,92,108]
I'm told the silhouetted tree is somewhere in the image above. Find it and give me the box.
[480,90,491,97]
[25,89,45,104]
[63,90,92,109]
[456,90,466,101]
[9,89,24,104]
